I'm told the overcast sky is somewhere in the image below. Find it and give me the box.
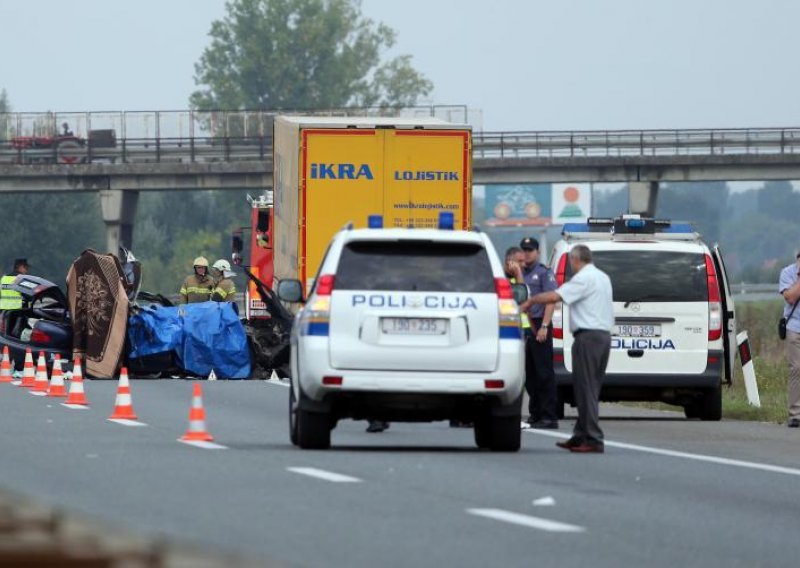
[1,0,798,132]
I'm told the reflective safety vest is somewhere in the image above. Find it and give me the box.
[0,275,22,310]
[510,278,531,329]
[212,278,236,302]
[179,274,214,304]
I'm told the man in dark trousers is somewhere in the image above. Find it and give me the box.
[518,237,559,429]
[526,245,614,453]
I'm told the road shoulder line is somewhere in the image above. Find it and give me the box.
[526,429,800,477]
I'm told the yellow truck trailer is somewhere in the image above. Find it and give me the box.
[272,116,473,292]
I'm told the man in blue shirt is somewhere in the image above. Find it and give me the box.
[779,253,800,428]
[518,237,559,429]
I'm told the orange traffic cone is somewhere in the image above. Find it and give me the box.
[18,349,35,388]
[64,357,89,406]
[179,383,214,442]
[47,355,67,398]
[31,352,49,394]
[0,346,12,383]
[109,368,137,420]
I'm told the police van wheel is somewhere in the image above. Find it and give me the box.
[488,416,521,452]
[296,404,332,449]
[698,385,722,422]
[556,391,566,420]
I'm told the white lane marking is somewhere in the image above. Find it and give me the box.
[107,418,148,427]
[533,496,556,507]
[526,429,800,477]
[29,391,47,397]
[287,467,362,483]
[11,381,20,386]
[178,439,228,450]
[467,508,585,533]
[61,403,90,410]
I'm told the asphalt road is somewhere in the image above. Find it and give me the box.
[1,379,799,567]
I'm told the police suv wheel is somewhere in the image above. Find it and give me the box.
[488,415,521,452]
[473,417,492,449]
[295,391,332,450]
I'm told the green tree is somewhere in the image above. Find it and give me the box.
[190,0,433,111]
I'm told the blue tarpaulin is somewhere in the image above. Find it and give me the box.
[128,302,251,379]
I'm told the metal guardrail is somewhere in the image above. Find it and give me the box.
[472,128,800,159]
[2,109,800,165]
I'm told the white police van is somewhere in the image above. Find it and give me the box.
[549,215,736,421]
[277,213,526,451]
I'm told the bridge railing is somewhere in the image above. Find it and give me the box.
[472,128,800,159]
[2,109,800,165]
[0,107,470,165]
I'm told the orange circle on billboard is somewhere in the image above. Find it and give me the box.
[564,186,580,203]
[494,203,512,219]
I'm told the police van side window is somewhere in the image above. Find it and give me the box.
[335,241,495,293]
[574,251,707,303]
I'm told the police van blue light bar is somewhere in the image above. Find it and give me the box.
[438,211,455,230]
[368,214,383,229]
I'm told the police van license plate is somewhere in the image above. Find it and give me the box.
[614,324,661,337]
[381,318,447,335]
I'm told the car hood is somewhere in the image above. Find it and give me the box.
[7,275,68,307]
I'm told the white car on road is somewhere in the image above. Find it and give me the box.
[278,214,526,451]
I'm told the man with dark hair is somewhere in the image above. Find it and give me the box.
[526,244,614,453]
[779,252,800,428]
[518,237,559,429]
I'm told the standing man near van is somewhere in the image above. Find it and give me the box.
[525,245,614,453]
[779,252,800,428]
[519,237,559,429]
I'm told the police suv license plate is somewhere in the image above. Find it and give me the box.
[614,324,661,338]
[381,317,447,335]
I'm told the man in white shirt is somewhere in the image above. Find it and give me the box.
[524,244,614,453]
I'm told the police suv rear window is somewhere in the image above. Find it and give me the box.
[580,250,707,303]
[335,241,495,293]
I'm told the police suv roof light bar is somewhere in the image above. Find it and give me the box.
[562,215,700,242]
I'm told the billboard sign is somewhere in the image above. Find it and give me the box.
[484,184,552,226]
[552,183,592,224]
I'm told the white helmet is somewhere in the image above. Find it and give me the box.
[212,259,231,272]
[213,259,235,278]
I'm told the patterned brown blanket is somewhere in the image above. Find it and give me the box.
[66,250,129,378]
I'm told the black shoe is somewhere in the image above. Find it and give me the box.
[556,437,582,450]
[788,418,800,428]
[366,420,389,433]
[528,420,559,430]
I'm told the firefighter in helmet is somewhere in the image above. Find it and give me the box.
[211,259,237,303]
[179,256,214,304]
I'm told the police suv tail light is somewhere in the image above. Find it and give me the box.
[316,274,335,296]
[705,255,722,341]
[484,380,505,389]
[494,278,513,300]
[552,302,564,340]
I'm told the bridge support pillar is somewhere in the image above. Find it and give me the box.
[628,181,659,216]
[100,189,139,254]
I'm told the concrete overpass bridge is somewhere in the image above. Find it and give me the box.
[3,108,800,250]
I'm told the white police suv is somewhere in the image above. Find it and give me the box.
[549,215,736,421]
[277,213,525,451]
